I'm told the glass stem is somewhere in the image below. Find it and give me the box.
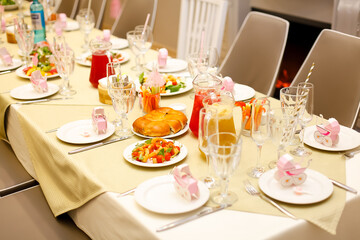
[220,178,229,198]
[62,76,70,90]
[256,144,262,169]
[300,124,305,149]
[121,113,128,129]
[205,154,211,177]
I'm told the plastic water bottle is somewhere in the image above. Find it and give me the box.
[30,0,46,43]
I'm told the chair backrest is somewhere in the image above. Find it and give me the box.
[290,29,360,128]
[75,0,107,29]
[218,11,289,96]
[55,0,79,19]
[176,0,228,60]
[111,0,158,39]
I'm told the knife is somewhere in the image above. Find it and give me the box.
[329,179,357,194]
[68,136,130,154]
[156,204,230,232]
[15,97,72,105]
[0,70,11,75]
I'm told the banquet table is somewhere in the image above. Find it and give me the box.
[1,14,360,240]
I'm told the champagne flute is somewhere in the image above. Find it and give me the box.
[126,30,142,72]
[135,25,153,68]
[268,107,297,169]
[248,97,271,178]
[198,107,218,188]
[208,132,242,205]
[76,9,95,51]
[15,24,34,68]
[290,82,314,157]
[107,62,136,137]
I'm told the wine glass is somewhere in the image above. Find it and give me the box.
[248,97,271,178]
[187,47,219,79]
[76,9,95,51]
[126,30,142,72]
[44,0,56,33]
[208,132,242,205]
[268,107,297,169]
[198,107,218,188]
[135,25,153,68]
[14,24,34,67]
[107,62,136,137]
[52,37,76,96]
[15,0,24,17]
[290,82,314,157]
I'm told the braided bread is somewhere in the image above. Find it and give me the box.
[133,107,188,137]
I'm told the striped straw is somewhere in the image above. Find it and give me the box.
[305,62,315,83]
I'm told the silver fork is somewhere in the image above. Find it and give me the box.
[344,149,360,158]
[244,180,297,219]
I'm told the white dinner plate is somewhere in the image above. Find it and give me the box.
[146,59,188,73]
[0,58,23,72]
[134,175,210,214]
[132,123,189,139]
[56,119,115,144]
[134,75,193,97]
[10,83,59,100]
[15,66,59,79]
[111,38,129,49]
[64,21,80,31]
[259,168,333,204]
[123,139,187,167]
[76,50,130,67]
[303,125,360,151]
[233,83,255,102]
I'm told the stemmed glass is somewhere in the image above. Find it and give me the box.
[107,62,136,137]
[135,25,153,68]
[248,97,271,178]
[290,82,314,157]
[268,107,297,169]
[52,37,76,96]
[187,47,219,79]
[44,0,56,33]
[15,0,24,17]
[198,107,218,188]
[208,132,242,205]
[14,23,34,67]
[76,9,95,51]
[126,30,142,72]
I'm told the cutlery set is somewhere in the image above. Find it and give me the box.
[14,97,72,105]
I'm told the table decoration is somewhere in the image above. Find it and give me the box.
[30,69,48,93]
[157,48,168,68]
[173,163,200,201]
[139,68,162,113]
[314,118,340,147]
[92,107,107,135]
[0,47,12,66]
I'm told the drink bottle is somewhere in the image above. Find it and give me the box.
[30,0,46,43]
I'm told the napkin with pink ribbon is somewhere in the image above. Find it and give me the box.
[0,47,13,66]
[92,107,107,134]
[30,70,48,93]
[173,164,200,201]
[55,13,67,36]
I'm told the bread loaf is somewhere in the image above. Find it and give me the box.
[133,107,188,137]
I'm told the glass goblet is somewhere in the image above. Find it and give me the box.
[126,30,142,72]
[15,0,24,17]
[268,107,297,169]
[76,8,95,51]
[133,26,153,72]
[248,97,271,178]
[15,27,34,68]
[198,107,219,188]
[107,62,136,137]
[55,48,76,96]
[208,132,242,205]
[187,47,219,79]
[290,82,314,157]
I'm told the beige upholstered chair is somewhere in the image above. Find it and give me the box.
[177,0,228,60]
[219,11,289,96]
[75,0,107,29]
[0,186,91,239]
[290,29,360,128]
[56,0,79,19]
[111,0,158,39]
[0,140,37,197]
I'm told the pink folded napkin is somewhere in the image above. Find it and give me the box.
[30,70,48,93]
[0,47,13,66]
[32,53,38,67]
[92,107,107,134]
[103,29,111,42]
[173,164,200,201]
[54,13,67,36]
[222,76,235,93]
